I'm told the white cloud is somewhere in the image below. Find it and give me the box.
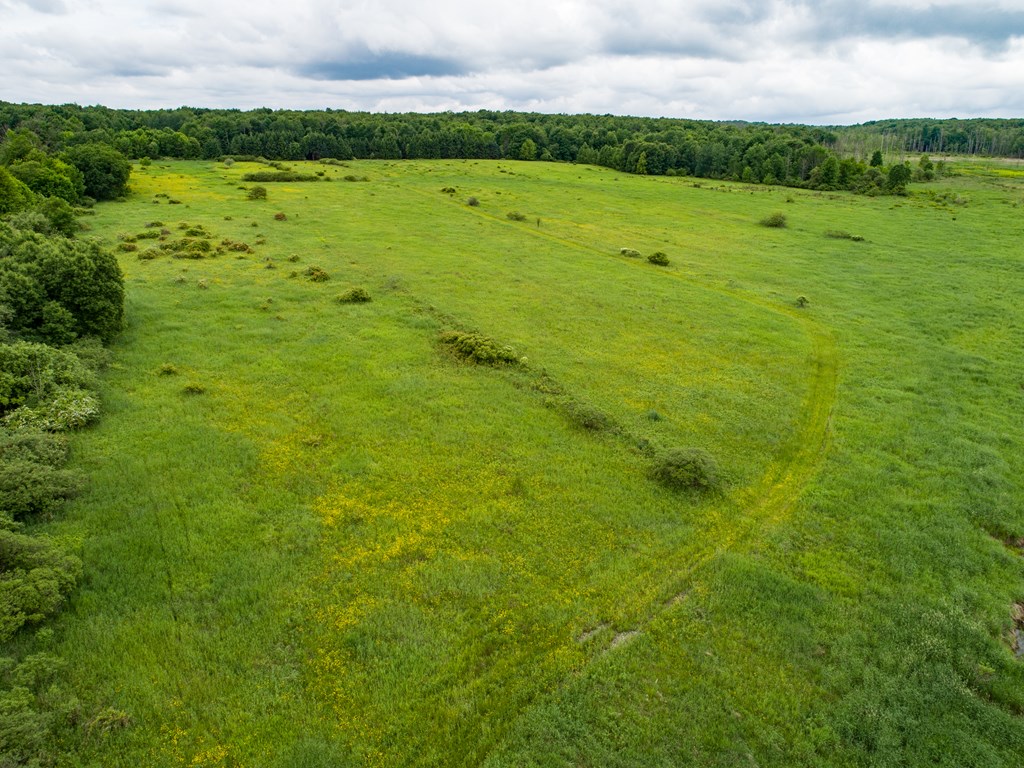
[1,0,1022,122]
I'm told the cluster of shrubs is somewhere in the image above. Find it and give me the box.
[652,447,720,492]
[439,330,519,365]
[304,266,330,282]
[242,171,320,183]
[337,287,371,303]
[129,221,260,261]
[619,247,670,265]
[824,230,865,242]
[0,214,123,762]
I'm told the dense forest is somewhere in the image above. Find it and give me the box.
[5,103,1021,196]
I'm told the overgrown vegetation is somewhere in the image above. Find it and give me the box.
[337,287,371,303]
[651,447,720,491]
[760,212,788,228]
[439,329,519,365]
[0,207,122,764]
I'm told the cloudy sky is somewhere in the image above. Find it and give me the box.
[2,0,1023,124]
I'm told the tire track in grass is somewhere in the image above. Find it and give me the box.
[324,183,840,765]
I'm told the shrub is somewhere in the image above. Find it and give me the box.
[0,460,84,519]
[0,430,69,468]
[0,529,82,640]
[467,197,480,207]
[648,251,669,266]
[760,212,787,228]
[0,223,125,342]
[3,388,101,432]
[506,211,527,222]
[246,186,267,201]
[274,212,287,221]
[242,171,319,182]
[182,382,205,395]
[441,187,456,194]
[0,342,95,415]
[304,266,329,282]
[117,242,138,252]
[61,143,130,201]
[652,448,720,491]
[619,248,641,258]
[156,363,178,376]
[337,288,371,303]
[563,400,612,432]
[439,330,518,365]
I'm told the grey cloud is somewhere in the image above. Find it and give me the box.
[7,0,66,12]
[796,1,1024,50]
[298,50,467,81]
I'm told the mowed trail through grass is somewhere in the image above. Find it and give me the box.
[46,159,1024,767]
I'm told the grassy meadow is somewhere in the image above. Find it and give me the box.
[33,157,1024,765]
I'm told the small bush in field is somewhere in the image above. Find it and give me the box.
[652,448,720,492]
[506,211,527,221]
[247,186,267,201]
[467,197,480,207]
[760,212,787,228]
[182,382,205,395]
[274,212,287,221]
[647,251,669,266]
[337,288,371,303]
[563,400,612,432]
[439,330,518,365]
[304,266,329,282]
[156,363,179,376]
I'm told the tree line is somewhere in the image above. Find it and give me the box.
[5,102,1008,195]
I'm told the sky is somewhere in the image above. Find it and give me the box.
[2,0,1024,124]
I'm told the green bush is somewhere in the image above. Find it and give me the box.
[0,431,69,467]
[0,460,84,520]
[506,211,527,222]
[760,212,787,228]
[242,171,319,183]
[648,251,669,266]
[467,197,480,207]
[337,288,371,303]
[439,330,518,365]
[304,266,329,282]
[2,387,101,432]
[60,143,130,201]
[619,248,641,258]
[0,342,95,415]
[562,400,612,432]
[652,448,720,491]
[246,186,267,201]
[0,650,78,764]
[0,223,125,343]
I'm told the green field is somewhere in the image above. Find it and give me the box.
[38,159,1024,765]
